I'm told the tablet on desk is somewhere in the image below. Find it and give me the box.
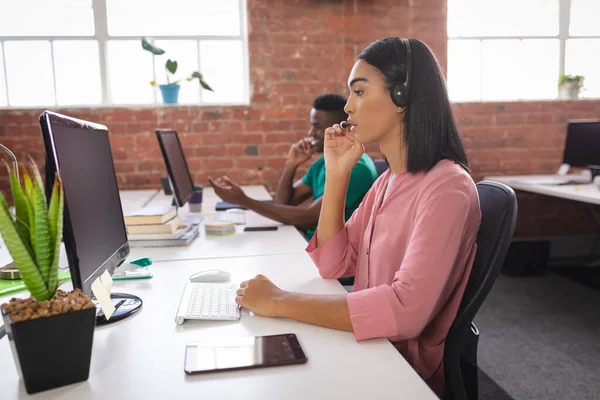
[184,333,307,374]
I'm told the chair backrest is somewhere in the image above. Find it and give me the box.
[444,180,518,400]
[374,159,388,177]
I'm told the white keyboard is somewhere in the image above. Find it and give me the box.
[175,282,240,325]
[215,210,246,225]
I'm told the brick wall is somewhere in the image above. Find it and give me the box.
[0,0,599,237]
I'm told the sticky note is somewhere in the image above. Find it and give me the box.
[100,270,113,294]
[91,277,115,320]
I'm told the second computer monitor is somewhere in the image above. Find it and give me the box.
[155,129,195,208]
[563,120,600,172]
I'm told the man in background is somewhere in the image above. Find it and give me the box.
[209,93,377,240]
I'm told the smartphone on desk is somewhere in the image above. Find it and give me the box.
[243,226,278,232]
[184,333,307,375]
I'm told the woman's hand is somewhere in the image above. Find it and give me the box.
[235,275,285,317]
[323,123,364,178]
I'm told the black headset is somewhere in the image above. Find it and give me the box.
[390,38,412,108]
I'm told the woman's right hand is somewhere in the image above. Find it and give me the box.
[323,123,364,178]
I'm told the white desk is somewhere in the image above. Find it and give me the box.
[0,254,437,400]
[484,174,600,206]
[127,186,309,262]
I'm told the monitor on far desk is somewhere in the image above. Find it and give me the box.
[155,129,203,225]
[40,111,142,325]
[563,119,600,181]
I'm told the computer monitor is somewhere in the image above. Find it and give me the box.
[155,129,195,208]
[40,111,142,325]
[563,119,600,179]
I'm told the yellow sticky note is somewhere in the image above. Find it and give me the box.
[91,277,115,320]
[100,270,113,294]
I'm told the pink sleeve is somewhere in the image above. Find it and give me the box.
[305,185,376,279]
[347,190,473,341]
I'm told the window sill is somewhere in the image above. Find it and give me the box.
[0,101,251,111]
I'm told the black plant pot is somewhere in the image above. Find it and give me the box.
[1,305,96,394]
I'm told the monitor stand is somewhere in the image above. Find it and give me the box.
[171,196,203,225]
[590,168,600,182]
[94,293,143,325]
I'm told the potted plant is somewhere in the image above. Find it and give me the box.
[558,73,585,100]
[141,37,214,104]
[0,153,96,395]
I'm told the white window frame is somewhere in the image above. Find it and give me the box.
[447,0,600,101]
[0,0,250,108]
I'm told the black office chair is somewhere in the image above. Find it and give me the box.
[444,181,518,400]
[374,159,389,177]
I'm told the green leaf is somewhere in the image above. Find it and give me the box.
[8,164,33,257]
[23,166,33,197]
[47,179,63,297]
[141,37,165,55]
[165,59,178,75]
[190,71,214,92]
[48,178,59,270]
[200,79,214,92]
[29,164,52,288]
[28,157,46,205]
[0,193,49,301]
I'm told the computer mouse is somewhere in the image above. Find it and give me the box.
[189,270,231,283]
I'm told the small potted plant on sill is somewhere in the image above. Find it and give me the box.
[141,37,214,104]
[558,73,585,100]
[0,151,96,395]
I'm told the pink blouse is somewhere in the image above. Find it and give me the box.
[306,159,482,398]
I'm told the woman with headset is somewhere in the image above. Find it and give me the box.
[235,37,482,397]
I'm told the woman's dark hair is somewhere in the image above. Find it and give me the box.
[357,37,469,173]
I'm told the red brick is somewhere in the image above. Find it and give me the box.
[202,133,231,146]
[236,158,266,169]
[264,108,298,120]
[137,161,166,172]
[232,133,264,144]
[204,159,234,170]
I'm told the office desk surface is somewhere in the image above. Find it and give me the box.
[0,254,436,400]
[127,185,309,261]
[485,174,600,205]
[127,225,308,262]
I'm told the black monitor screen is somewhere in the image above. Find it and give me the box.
[563,120,600,168]
[155,130,194,207]
[41,111,128,295]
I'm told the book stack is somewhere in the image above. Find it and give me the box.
[204,221,236,237]
[124,206,199,247]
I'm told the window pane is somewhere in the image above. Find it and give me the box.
[154,40,199,104]
[447,40,481,101]
[107,41,154,104]
[0,0,94,36]
[570,0,600,36]
[53,41,101,106]
[481,40,521,100]
[448,0,558,37]
[565,39,600,98]
[107,0,240,36]
[4,41,55,106]
[520,39,559,100]
[199,40,245,104]
[0,44,7,106]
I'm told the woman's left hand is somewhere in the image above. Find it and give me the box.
[235,275,285,317]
